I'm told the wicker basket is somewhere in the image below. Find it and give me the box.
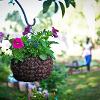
[11,57,53,82]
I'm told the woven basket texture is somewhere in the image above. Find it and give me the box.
[11,57,53,82]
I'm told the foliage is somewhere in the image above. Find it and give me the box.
[73,36,85,47]
[6,0,76,17]
[96,38,100,45]
[31,89,45,100]
[97,29,100,36]
[95,0,100,2]
[0,85,27,100]
[61,71,100,99]
[0,0,77,62]
[0,56,10,82]
[17,89,45,100]
[5,10,25,28]
[40,61,100,99]
[43,0,76,17]
[0,85,45,100]
[40,62,68,98]
[0,27,59,61]
[95,29,100,45]
[33,8,53,32]
[0,66,10,82]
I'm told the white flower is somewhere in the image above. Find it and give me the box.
[1,40,11,50]
[43,89,49,96]
[4,49,12,56]
[0,40,12,55]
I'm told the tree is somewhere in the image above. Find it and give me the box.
[6,0,76,26]
[5,10,25,28]
[42,0,76,17]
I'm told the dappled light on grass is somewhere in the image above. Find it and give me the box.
[75,84,87,91]
[67,78,77,85]
[86,77,97,82]
[66,89,73,95]
[86,77,98,88]
[0,85,26,99]
[78,75,86,79]
[88,82,98,88]
[65,71,100,99]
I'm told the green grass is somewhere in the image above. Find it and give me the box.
[0,85,27,100]
[65,71,100,100]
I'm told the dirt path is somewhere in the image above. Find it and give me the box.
[68,66,100,75]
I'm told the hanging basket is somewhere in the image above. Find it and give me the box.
[10,57,53,82]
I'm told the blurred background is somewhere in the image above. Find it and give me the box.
[0,0,100,99]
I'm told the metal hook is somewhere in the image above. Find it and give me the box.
[14,0,36,26]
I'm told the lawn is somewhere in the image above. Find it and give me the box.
[0,85,27,100]
[65,71,100,100]
[0,71,100,100]
[0,59,100,100]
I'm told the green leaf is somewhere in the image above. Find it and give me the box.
[59,1,65,17]
[8,0,15,5]
[64,0,70,8]
[21,36,27,42]
[39,54,47,60]
[49,41,59,44]
[70,0,76,8]
[45,49,55,59]
[41,40,47,47]
[95,0,100,2]
[43,0,52,13]
[12,49,24,61]
[54,2,59,13]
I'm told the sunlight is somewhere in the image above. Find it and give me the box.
[78,75,86,79]
[88,82,98,87]
[66,89,73,95]
[83,0,97,40]
[75,84,87,90]
[67,78,77,85]
[86,77,97,82]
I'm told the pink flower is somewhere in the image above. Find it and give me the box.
[52,27,59,38]
[12,38,24,49]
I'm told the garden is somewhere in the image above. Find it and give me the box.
[0,0,100,100]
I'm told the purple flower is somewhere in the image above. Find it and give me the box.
[0,32,4,42]
[52,27,59,38]
[22,25,31,35]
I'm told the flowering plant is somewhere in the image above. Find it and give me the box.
[0,0,59,63]
[0,26,59,62]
